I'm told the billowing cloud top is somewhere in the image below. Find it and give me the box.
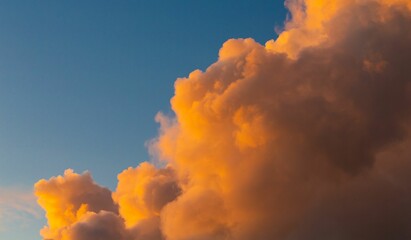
[35,0,411,239]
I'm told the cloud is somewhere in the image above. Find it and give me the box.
[35,0,411,239]
[61,211,129,240]
[34,169,118,240]
[113,162,180,228]
[34,164,179,240]
[114,162,181,240]
[0,187,41,231]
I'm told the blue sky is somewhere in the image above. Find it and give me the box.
[0,1,287,239]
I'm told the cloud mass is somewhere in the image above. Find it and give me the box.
[35,0,411,239]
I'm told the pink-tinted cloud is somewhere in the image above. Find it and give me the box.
[0,187,41,231]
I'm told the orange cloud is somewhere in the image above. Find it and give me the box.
[113,162,180,239]
[34,169,118,240]
[35,0,411,239]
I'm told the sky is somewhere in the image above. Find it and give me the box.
[0,1,287,239]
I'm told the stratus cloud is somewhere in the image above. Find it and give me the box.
[35,0,411,239]
[0,187,41,229]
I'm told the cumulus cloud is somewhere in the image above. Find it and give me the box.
[34,164,179,240]
[35,0,411,239]
[34,169,119,240]
[62,211,129,240]
[114,162,180,240]
[114,162,180,228]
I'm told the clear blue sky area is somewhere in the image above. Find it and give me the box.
[0,1,287,239]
